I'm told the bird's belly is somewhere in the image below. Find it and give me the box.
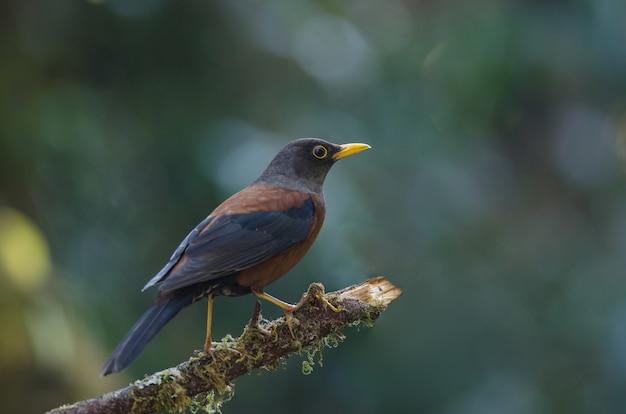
[235,241,312,291]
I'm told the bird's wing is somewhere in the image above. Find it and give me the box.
[142,215,215,291]
[149,197,315,292]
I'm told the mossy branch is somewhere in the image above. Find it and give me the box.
[48,277,402,414]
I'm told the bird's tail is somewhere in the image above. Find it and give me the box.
[101,291,194,376]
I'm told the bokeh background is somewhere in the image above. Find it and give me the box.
[2,0,626,413]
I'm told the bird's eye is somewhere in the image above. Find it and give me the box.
[312,145,328,159]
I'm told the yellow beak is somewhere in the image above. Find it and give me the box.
[333,143,371,160]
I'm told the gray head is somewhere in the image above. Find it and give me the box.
[254,138,370,194]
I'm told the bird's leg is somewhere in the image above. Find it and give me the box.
[252,290,300,336]
[316,293,341,313]
[252,289,341,337]
[252,290,298,313]
[203,294,214,351]
[289,288,341,313]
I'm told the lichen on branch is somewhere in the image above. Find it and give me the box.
[48,277,402,414]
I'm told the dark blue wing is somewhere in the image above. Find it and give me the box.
[142,215,215,291]
[154,198,315,292]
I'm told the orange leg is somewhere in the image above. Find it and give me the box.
[203,294,214,351]
[252,289,341,338]
[252,290,298,313]
[253,290,299,337]
[253,289,341,313]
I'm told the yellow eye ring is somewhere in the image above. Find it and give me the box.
[312,145,328,159]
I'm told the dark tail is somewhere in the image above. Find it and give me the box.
[101,292,194,376]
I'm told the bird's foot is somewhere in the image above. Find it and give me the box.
[316,292,341,313]
[203,338,215,354]
[283,305,300,338]
[295,289,341,313]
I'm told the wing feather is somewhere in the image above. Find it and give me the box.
[142,215,214,291]
[154,197,315,292]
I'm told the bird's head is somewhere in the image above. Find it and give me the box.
[255,138,371,194]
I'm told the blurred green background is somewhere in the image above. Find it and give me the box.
[2,0,626,413]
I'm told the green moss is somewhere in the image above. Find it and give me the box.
[301,359,314,375]
[299,332,344,375]
[323,333,342,349]
[189,384,234,414]
[131,370,193,413]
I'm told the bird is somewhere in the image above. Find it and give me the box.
[101,138,370,375]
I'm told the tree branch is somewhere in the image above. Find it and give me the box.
[48,277,402,414]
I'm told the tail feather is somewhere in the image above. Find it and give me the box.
[101,293,193,376]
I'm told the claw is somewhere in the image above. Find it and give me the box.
[284,308,298,338]
[317,293,341,313]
